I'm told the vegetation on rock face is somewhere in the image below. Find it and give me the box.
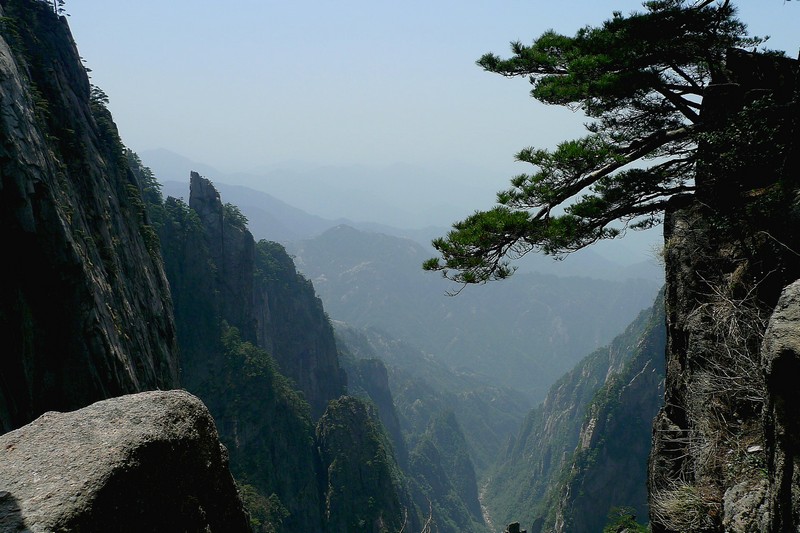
[334,322,530,475]
[128,155,411,532]
[603,507,649,533]
[418,2,798,529]
[337,327,492,532]
[253,239,346,419]
[132,164,321,532]
[647,46,799,533]
[548,291,666,532]
[423,0,766,285]
[316,396,409,533]
[408,411,488,533]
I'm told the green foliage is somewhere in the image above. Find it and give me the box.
[34,0,67,15]
[123,149,171,258]
[155,185,325,530]
[163,196,203,236]
[255,239,306,287]
[88,83,126,167]
[316,397,408,533]
[126,149,164,224]
[217,322,308,416]
[0,9,51,128]
[425,1,765,284]
[220,323,271,379]
[407,411,488,533]
[238,485,289,533]
[223,202,248,230]
[603,507,648,533]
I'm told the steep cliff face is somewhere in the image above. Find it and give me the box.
[333,322,529,475]
[185,172,345,418]
[0,0,178,433]
[190,172,257,342]
[253,239,346,419]
[316,396,409,533]
[340,352,408,467]
[649,50,800,533]
[152,174,322,531]
[762,280,800,532]
[486,297,664,531]
[408,411,488,533]
[336,326,490,533]
[288,223,660,404]
[151,172,407,531]
[551,295,665,533]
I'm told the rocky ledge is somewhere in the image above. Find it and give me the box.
[0,390,250,532]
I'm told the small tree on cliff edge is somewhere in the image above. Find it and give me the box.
[423,0,766,286]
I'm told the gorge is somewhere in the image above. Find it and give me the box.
[1,1,799,532]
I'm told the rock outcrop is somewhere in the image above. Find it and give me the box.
[341,354,408,467]
[149,172,409,531]
[648,50,800,533]
[316,396,408,533]
[0,390,251,532]
[184,172,346,419]
[408,411,487,533]
[762,280,800,532]
[0,0,179,433]
[253,239,347,420]
[190,172,257,343]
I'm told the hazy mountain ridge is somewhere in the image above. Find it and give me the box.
[287,224,662,404]
[141,148,491,230]
[334,323,530,473]
[549,296,665,532]
[151,149,665,283]
[7,2,800,533]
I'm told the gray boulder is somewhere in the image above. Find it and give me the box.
[0,390,250,532]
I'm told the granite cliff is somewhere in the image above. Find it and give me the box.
[146,170,415,532]
[0,2,248,527]
[649,50,800,532]
[487,49,799,533]
[0,0,178,433]
[180,171,346,420]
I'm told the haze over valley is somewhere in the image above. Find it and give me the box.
[3,1,799,532]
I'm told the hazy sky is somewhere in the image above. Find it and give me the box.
[64,1,800,239]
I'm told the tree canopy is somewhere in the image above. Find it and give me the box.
[423,0,765,285]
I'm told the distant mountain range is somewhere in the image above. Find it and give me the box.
[140,147,489,230]
[159,179,445,248]
[151,147,664,283]
[286,224,662,403]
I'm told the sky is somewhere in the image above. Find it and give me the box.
[63,1,800,247]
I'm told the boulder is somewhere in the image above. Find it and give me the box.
[0,390,250,532]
